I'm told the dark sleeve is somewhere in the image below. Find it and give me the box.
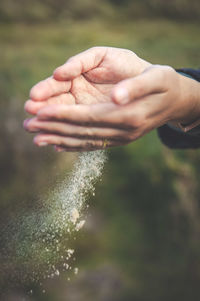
[157,68,200,149]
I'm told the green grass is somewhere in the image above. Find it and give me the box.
[0,19,199,103]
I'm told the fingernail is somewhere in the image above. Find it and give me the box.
[24,101,29,112]
[115,88,129,104]
[23,119,29,128]
[37,141,48,147]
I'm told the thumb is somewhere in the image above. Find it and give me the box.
[112,66,166,105]
[53,47,107,80]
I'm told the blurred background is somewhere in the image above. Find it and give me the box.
[0,0,200,300]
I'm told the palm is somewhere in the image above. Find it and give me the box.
[69,74,113,105]
[70,47,150,104]
[26,47,150,115]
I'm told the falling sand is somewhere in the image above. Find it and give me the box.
[0,150,106,288]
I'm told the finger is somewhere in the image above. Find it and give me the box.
[24,100,47,115]
[36,102,133,130]
[30,77,71,101]
[37,102,125,127]
[24,118,131,142]
[112,65,168,104]
[25,93,75,115]
[53,47,107,80]
[33,133,121,151]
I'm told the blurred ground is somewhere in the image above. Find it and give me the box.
[0,1,200,300]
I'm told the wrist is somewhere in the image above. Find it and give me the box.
[168,71,200,134]
[173,72,200,125]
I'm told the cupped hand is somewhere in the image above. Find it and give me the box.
[24,64,200,151]
[24,46,151,115]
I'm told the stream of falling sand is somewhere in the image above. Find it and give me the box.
[1,150,107,287]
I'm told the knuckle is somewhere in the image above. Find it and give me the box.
[126,110,146,129]
[162,65,175,79]
[85,127,93,137]
[154,65,175,82]
[163,65,175,73]
[87,109,97,124]
[133,78,146,96]
[153,65,165,81]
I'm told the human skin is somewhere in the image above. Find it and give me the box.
[24,47,200,151]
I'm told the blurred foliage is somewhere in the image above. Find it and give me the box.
[0,0,200,23]
[0,1,200,300]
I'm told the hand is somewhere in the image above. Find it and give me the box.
[24,46,151,115]
[24,64,200,151]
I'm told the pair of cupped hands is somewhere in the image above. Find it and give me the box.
[24,46,199,151]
